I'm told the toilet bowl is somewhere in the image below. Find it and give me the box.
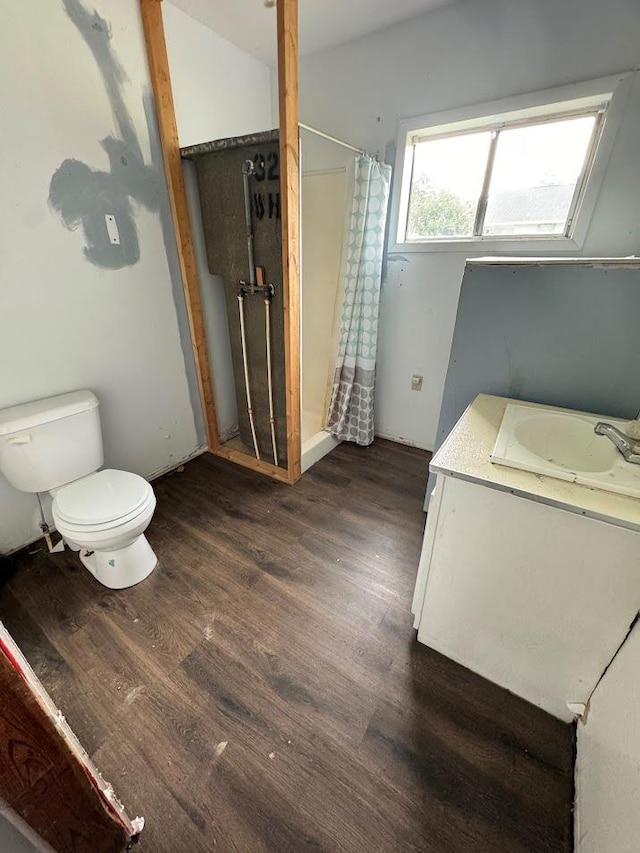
[0,389,160,590]
[52,469,157,590]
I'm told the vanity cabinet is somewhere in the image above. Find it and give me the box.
[413,395,640,722]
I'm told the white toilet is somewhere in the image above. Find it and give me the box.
[0,390,157,589]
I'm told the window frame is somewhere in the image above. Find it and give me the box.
[389,73,631,254]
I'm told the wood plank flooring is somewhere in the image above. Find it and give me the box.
[0,440,574,852]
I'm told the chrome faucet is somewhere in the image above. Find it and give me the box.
[594,422,640,464]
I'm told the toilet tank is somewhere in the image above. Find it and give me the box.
[0,391,104,493]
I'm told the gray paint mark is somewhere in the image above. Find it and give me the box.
[49,0,154,269]
[48,0,205,443]
[143,93,206,445]
[49,157,141,268]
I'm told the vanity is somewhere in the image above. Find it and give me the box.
[413,394,640,722]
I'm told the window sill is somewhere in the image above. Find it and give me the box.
[388,235,583,255]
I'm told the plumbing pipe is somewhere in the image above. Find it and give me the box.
[241,159,257,286]
[264,291,278,466]
[36,492,64,553]
[255,265,278,466]
[237,292,260,460]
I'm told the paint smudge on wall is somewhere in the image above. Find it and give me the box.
[49,0,160,269]
[48,0,206,441]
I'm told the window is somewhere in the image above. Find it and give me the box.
[391,75,630,250]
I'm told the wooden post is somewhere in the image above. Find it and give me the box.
[0,624,139,851]
[140,0,302,483]
[277,0,302,483]
[139,0,220,451]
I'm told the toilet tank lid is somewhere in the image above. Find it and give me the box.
[0,391,99,436]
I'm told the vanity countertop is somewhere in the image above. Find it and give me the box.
[431,394,640,532]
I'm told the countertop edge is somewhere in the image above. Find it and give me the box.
[429,462,640,533]
[430,393,640,533]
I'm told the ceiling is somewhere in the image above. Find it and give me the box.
[168,0,456,64]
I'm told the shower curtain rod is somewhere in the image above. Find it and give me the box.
[299,122,372,158]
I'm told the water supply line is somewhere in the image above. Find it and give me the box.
[237,156,279,465]
[257,267,278,466]
[36,492,63,553]
[237,290,261,460]
[265,296,278,466]
[237,157,261,460]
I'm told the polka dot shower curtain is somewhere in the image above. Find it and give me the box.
[326,155,392,445]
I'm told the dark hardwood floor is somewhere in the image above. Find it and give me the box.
[0,440,574,852]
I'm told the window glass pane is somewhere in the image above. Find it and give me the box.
[406,132,492,239]
[482,116,596,237]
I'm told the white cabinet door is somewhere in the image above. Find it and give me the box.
[414,475,640,721]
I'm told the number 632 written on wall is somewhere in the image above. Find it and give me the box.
[251,151,280,220]
[252,151,279,182]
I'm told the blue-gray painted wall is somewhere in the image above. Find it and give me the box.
[427,261,640,500]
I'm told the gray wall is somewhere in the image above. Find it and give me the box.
[297,0,640,450]
[0,0,204,554]
[428,261,640,498]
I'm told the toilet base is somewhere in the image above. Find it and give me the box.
[76,535,157,589]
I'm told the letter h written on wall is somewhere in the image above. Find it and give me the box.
[251,151,280,222]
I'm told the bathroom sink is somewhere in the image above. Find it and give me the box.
[491,403,640,498]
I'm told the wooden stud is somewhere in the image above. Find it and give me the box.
[214,445,291,484]
[141,0,303,483]
[139,0,220,451]
[277,0,302,483]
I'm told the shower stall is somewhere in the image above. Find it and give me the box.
[299,125,359,471]
[179,122,372,478]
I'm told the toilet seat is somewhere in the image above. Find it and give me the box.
[53,469,154,532]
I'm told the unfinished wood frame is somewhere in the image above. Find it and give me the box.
[0,623,139,851]
[140,0,301,485]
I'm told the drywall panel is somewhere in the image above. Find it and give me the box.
[427,262,640,497]
[576,619,640,851]
[0,0,203,554]
[298,0,640,449]
[184,162,238,441]
[163,2,273,147]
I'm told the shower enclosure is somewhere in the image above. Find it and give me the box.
[182,131,289,469]
[144,0,378,483]
[299,126,359,471]
[179,125,358,476]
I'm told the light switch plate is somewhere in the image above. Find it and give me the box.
[105,214,120,245]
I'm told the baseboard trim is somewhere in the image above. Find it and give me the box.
[375,431,433,452]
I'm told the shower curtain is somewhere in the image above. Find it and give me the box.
[326,155,392,445]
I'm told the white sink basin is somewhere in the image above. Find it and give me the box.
[491,403,640,498]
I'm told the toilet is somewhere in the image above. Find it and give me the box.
[0,390,157,589]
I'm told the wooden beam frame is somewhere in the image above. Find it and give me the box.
[140,0,219,452]
[140,0,302,484]
[277,0,302,483]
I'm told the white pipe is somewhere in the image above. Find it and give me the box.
[265,296,278,466]
[237,293,260,460]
